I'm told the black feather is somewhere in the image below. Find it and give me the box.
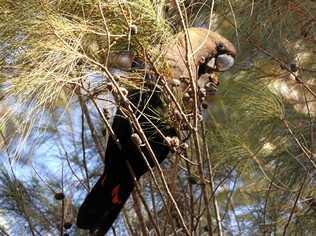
[76,89,176,234]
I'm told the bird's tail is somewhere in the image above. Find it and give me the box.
[76,174,134,233]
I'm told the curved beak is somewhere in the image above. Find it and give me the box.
[215,54,235,72]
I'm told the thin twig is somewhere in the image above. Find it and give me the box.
[81,109,90,191]
[282,174,307,236]
[173,1,214,234]
[78,95,105,161]
[202,122,223,236]
[126,161,161,236]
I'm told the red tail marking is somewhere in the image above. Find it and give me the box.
[112,185,122,205]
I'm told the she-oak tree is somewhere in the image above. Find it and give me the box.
[0,1,315,236]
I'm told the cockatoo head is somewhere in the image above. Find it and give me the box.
[163,27,236,107]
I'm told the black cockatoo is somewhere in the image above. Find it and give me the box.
[76,27,236,234]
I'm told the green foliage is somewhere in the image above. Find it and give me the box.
[202,1,316,234]
[0,0,315,235]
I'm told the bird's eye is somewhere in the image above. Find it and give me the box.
[216,43,225,52]
[215,54,234,71]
